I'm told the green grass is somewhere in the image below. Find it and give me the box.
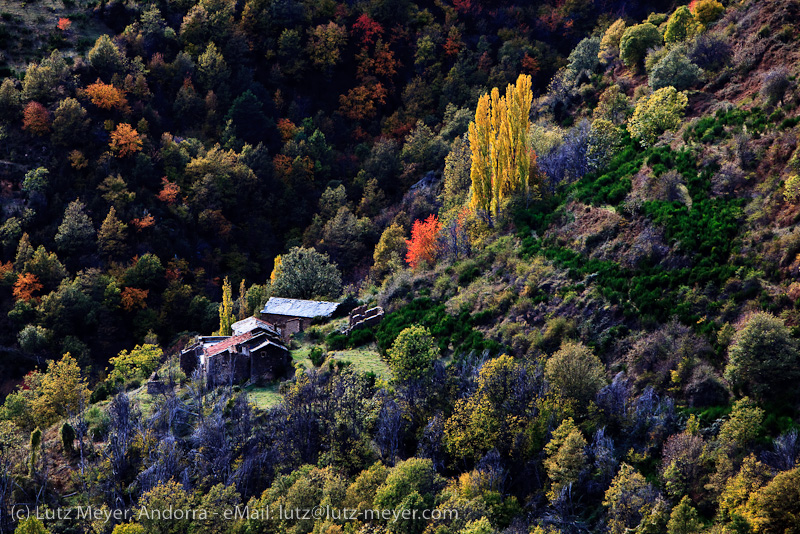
[294,342,392,379]
[244,383,283,410]
[327,345,391,379]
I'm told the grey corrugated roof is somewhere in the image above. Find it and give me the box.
[261,297,339,318]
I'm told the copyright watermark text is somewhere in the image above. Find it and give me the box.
[11,505,458,524]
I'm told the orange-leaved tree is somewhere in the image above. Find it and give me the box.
[13,272,43,302]
[84,80,128,110]
[130,213,155,231]
[22,102,51,136]
[405,214,441,269]
[109,123,143,157]
[121,287,149,311]
[156,177,181,204]
[338,83,387,121]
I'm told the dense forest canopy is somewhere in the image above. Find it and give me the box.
[1,0,800,532]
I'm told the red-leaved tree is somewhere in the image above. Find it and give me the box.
[405,214,441,269]
[352,14,383,46]
[22,102,51,136]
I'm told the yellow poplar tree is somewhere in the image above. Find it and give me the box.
[217,276,234,335]
[468,74,537,219]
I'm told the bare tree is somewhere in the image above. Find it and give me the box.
[376,396,404,465]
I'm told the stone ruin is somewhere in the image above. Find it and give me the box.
[346,304,385,333]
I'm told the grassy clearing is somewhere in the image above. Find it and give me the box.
[244,383,282,410]
[292,341,391,380]
[327,346,391,379]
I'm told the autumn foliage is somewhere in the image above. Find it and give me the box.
[121,287,149,311]
[469,74,537,217]
[338,83,387,121]
[352,14,383,46]
[57,18,71,31]
[405,215,441,269]
[109,123,143,157]
[22,102,51,136]
[13,273,43,302]
[84,80,128,110]
[131,213,155,231]
[156,177,181,204]
[277,118,299,141]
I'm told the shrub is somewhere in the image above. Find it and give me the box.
[724,312,800,402]
[599,19,626,63]
[545,341,606,407]
[567,36,600,74]
[691,0,725,25]
[387,324,438,380]
[760,67,791,106]
[620,23,662,71]
[688,33,732,71]
[326,332,348,351]
[649,48,702,91]
[664,6,701,44]
[627,86,688,147]
[309,346,324,367]
[60,421,75,454]
[784,174,800,203]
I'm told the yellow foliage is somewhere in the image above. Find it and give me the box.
[468,74,539,218]
[31,353,90,425]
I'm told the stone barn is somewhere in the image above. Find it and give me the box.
[180,318,293,387]
[259,297,340,339]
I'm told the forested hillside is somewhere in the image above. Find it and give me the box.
[1,0,800,532]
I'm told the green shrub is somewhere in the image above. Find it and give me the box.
[648,48,701,91]
[620,23,662,71]
[326,332,348,350]
[348,327,375,347]
[60,421,75,454]
[375,298,501,357]
[664,6,700,44]
[627,86,688,147]
[309,346,325,367]
[724,312,800,403]
[387,325,438,380]
[567,36,600,74]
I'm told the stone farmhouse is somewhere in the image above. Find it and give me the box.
[180,317,293,387]
[259,297,340,339]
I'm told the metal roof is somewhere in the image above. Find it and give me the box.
[260,297,340,319]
